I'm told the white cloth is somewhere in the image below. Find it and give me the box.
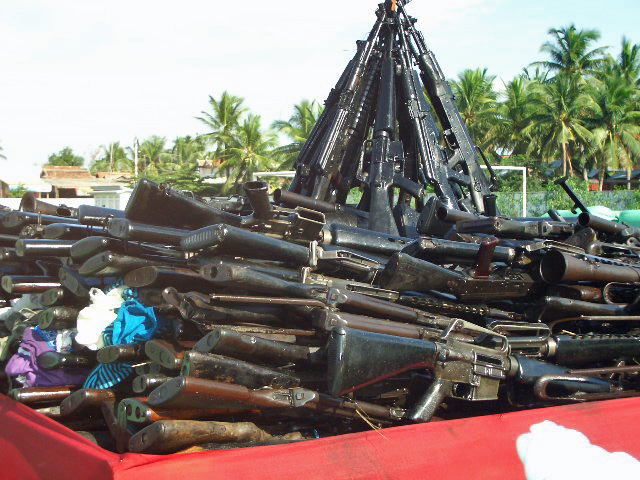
[74,287,124,350]
[517,420,640,480]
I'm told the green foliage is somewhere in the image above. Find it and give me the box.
[7,184,28,198]
[272,100,324,168]
[47,147,84,167]
[89,142,131,174]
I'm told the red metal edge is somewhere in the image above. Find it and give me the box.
[1,393,640,480]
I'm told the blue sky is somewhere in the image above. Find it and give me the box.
[1,0,639,183]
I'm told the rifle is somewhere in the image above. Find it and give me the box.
[379,253,538,301]
[396,18,458,210]
[397,1,494,213]
[326,326,612,422]
[401,237,516,265]
[163,288,287,327]
[456,217,575,240]
[19,192,77,218]
[77,205,125,226]
[70,236,185,262]
[1,275,61,295]
[147,376,405,423]
[128,419,301,454]
[132,374,170,394]
[118,398,250,426]
[535,296,629,320]
[183,224,384,277]
[320,223,412,256]
[360,24,423,235]
[36,306,79,330]
[289,6,387,201]
[578,212,640,241]
[97,344,147,364]
[540,250,640,284]
[107,218,190,246]
[124,266,212,291]
[546,284,603,302]
[37,351,96,369]
[42,223,108,240]
[180,351,301,389]
[60,389,116,417]
[78,252,176,277]
[9,386,77,405]
[144,339,195,370]
[193,328,316,365]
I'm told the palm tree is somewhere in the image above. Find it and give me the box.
[0,143,6,161]
[529,75,593,176]
[491,76,538,155]
[585,73,640,190]
[138,136,168,174]
[89,142,132,174]
[451,68,498,149]
[532,24,607,79]
[197,91,246,158]
[219,115,277,193]
[616,37,640,86]
[272,100,323,167]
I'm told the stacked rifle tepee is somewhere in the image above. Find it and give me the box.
[287,0,495,237]
[2,0,640,456]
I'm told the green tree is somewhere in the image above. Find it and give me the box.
[272,100,323,167]
[532,24,607,79]
[529,75,593,176]
[615,37,640,86]
[137,136,168,174]
[197,91,246,160]
[220,115,277,193]
[585,73,640,190]
[89,142,131,174]
[491,76,538,155]
[46,147,84,167]
[451,68,498,149]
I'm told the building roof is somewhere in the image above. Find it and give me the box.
[95,171,134,181]
[40,166,93,180]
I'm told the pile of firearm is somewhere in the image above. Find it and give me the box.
[2,0,640,455]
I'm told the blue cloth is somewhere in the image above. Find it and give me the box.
[111,299,159,346]
[84,299,163,390]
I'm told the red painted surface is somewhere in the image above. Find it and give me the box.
[1,393,639,480]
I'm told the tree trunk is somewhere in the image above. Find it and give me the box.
[562,143,567,177]
[627,163,632,191]
[599,158,605,192]
[565,143,574,177]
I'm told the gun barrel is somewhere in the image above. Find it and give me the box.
[15,239,76,257]
[274,189,339,213]
[578,212,625,235]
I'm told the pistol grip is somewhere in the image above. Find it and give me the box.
[408,377,453,422]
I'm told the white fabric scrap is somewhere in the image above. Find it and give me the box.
[74,287,124,350]
[517,420,640,480]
